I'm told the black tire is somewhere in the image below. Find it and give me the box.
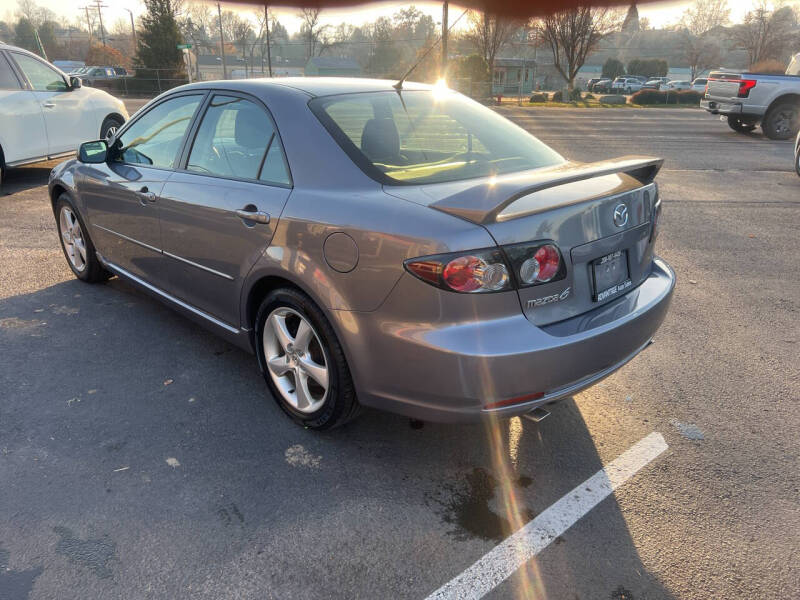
[100,116,123,142]
[255,287,360,430]
[55,193,110,283]
[727,115,757,133]
[762,102,799,140]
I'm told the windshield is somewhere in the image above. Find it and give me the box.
[310,90,564,186]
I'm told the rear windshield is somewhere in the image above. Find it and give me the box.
[310,89,564,185]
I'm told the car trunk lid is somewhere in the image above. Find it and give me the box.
[706,72,746,101]
[386,156,662,326]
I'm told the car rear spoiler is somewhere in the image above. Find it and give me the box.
[430,156,663,224]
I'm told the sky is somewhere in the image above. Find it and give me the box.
[1,1,764,35]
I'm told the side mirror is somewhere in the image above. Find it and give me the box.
[78,140,108,164]
[69,76,82,90]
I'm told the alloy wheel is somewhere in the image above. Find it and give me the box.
[59,206,87,272]
[262,307,329,414]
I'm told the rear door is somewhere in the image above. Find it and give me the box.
[0,51,48,164]
[158,92,292,327]
[81,92,205,289]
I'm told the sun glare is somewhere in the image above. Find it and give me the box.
[432,78,450,99]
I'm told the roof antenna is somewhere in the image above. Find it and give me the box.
[394,8,469,91]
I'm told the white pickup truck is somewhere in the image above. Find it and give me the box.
[701,54,800,140]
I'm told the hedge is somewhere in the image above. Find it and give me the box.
[631,90,702,105]
[529,93,548,103]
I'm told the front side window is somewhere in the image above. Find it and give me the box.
[113,94,202,169]
[12,53,67,91]
[187,94,290,185]
[312,90,564,185]
[0,54,21,90]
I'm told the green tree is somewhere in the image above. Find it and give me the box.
[602,57,625,79]
[136,0,185,76]
[14,17,38,53]
[627,58,668,78]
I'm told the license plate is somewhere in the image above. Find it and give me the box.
[592,250,631,302]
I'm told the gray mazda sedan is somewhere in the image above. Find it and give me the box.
[48,78,675,429]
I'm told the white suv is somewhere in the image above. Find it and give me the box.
[0,43,128,189]
[611,77,644,94]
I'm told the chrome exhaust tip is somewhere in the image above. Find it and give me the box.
[522,407,550,423]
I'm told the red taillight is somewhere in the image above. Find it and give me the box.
[519,243,561,284]
[406,260,441,285]
[737,79,757,98]
[534,245,560,281]
[443,256,484,292]
[405,249,511,293]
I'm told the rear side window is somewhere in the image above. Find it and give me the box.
[12,53,67,91]
[113,94,202,169]
[0,53,21,90]
[186,94,291,186]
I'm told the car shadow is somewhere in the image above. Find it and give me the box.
[0,278,674,600]
[2,161,60,196]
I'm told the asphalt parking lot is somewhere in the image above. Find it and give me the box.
[1,103,798,600]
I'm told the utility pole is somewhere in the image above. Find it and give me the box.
[217,2,228,79]
[441,1,448,79]
[265,4,272,77]
[123,7,136,49]
[93,0,108,47]
[82,6,93,44]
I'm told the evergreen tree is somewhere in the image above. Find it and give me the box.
[136,0,185,77]
[15,18,38,53]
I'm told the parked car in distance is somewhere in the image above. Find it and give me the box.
[612,77,644,94]
[112,66,129,77]
[665,80,692,91]
[0,42,127,190]
[81,66,118,86]
[48,78,675,430]
[643,77,669,90]
[591,78,612,93]
[586,78,602,91]
[691,78,708,93]
[702,55,800,139]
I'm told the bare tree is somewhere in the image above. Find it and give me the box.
[300,8,324,59]
[533,7,619,91]
[682,0,730,36]
[462,11,519,83]
[732,3,796,67]
[682,31,721,80]
[16,0,55,28]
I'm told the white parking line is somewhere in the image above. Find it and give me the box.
[425,432,668,600]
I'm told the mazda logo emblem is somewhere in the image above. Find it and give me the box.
[613,203,629,227]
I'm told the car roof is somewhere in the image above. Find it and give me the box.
[177,77,433,98]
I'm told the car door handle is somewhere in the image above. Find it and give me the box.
[235,209,270,224]
[42,102,55,108]
[137,187,157,205]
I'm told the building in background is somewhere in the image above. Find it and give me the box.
[304,57,362,77]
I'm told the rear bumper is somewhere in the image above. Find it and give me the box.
[701,99,744,115]
[334,258,675,423]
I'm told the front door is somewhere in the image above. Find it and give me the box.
[10,52,97,156]
[81,93,205,288]
[0,51,47,164]
[159,93,293,327]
